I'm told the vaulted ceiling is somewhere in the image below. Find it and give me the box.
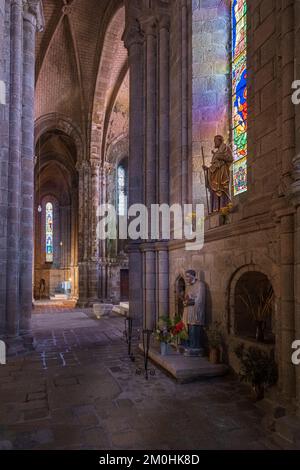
[35,0,126,138]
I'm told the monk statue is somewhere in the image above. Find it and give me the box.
[182,270,206,357]
[203,135,233,212]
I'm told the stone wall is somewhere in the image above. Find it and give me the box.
[192,0,230,206]
[168,0,299,409]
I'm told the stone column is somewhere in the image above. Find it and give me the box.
[70,185,78,298]
[0,0,8,335]
[180,0,189,205]
[293,0,300,414]
[123,22,144,326]
[98,166,108,300]
[157,14,170,321]
[77,160,90,305]
[279,212,296,400]
[89,160,101,301]
[6,0,23,336]
[277,0,296,402]
[140,15,157,330]
[20,1,42,334]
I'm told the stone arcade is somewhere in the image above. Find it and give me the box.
[1,0,300,451]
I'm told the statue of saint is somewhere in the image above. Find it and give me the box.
[182,270,206,356]
[203,135,233,212]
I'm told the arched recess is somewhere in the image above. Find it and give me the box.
[174,275,186,320]
[227,264,279,342]
[35,113,84,163]
[34,121,79,301]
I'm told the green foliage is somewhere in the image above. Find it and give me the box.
[154,316,188,344]
[234,343,278,388]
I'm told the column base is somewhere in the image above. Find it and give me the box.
[1,333,36,357]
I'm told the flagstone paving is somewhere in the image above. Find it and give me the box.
[0,307,286,450]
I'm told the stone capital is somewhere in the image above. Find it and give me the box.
[122,20,144,50]
[139,13,157,37]
[23,0,44,32]
[158,14,170,31]
[76,160,90,173]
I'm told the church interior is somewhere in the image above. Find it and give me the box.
[1,0,300,452]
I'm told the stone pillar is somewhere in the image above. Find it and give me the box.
[89,161,101,301]
[140,15,157,330]
[98,166,108,300]
[123,22,145,325]
[6,0,23,336]
[77,160,90,305]
[157,14,170,321]
[20,1,41,334]
[180,0,189,205]
[279,212,296,400]
[70,186,78,298]
[276,0,296,402]
[0,0,8,335]
[293,0,300,414]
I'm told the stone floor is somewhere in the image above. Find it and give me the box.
[0,306,285,450]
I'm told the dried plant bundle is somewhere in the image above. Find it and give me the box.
[238,285,274,322]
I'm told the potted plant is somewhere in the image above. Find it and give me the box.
[239,285,274,342]
[205,321,223,364]
[234,343,278,401]
[154,325,172,356]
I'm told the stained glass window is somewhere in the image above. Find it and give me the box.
[117,165,126,216]
[46,202,53,263]
[232,0,247,195]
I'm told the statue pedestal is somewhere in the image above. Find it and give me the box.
[139,344,228,383]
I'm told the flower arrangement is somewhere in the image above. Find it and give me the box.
[154,316,188,344]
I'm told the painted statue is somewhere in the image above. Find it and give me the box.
[203,135,233,212]
[182,270,206,356]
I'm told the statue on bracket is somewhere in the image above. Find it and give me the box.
[182,270,206,357]
[203,135,233,213]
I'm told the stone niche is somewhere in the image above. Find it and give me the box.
[232,271,275,344]
[175,276,186,320]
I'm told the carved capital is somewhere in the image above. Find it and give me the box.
[76,160,90,173]
[122,20,144,50]
[158,13,170,31]
[103,161,114,175]
[139,13,157,37]
[23,0,44,32]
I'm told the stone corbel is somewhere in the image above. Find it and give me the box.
[23,0,44,32]
[122,20,144,50]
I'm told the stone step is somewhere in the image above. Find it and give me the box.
[140,345,228,383]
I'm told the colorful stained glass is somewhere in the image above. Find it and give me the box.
[232,0,247,195]
[233,158,247,195]
[46,202,53,263]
